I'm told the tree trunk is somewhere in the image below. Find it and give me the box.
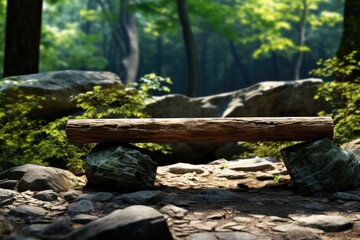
[3,0,43,77]
[81,0,97,34]
[271,52,280,80]
[66,117,334,143]
[176,0,200,97]
[119,0,139,83]
[337,0,360,81]
[200,33,208,95]
[229,41,250,85]
[155,36,163,75]
[294,0,308,80]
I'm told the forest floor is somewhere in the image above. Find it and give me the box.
[154,160,360,239]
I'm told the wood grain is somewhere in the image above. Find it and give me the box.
[66,117,333,143]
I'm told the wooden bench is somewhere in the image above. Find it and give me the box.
[66,117,333,143]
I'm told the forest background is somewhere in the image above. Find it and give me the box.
[0,0,346,97]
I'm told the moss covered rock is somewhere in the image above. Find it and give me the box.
[281,138,360,196]
[85,144,157,192]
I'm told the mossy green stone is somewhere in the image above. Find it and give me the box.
[282,138,360,196]
[85,144,157,192]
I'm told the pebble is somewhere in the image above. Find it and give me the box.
[71,214,99,224]
[33,190,58,202]
[77,192,114,202]
[9,205,47,218]
[291,214,353,232]
[112,190,162,204]
[333,192,360,202]
[228,157,275,171]
[160,204,188,219]
[68,200,95,215]
[167,163,206,174]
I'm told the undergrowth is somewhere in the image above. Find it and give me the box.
[0,74,172,173]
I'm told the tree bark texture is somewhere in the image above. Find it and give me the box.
[294,0,308,80]
[176,0,200,97]
[66,117,333,143]
[119,0,139,83]
[3,0,43,77]
[337,0,360,81]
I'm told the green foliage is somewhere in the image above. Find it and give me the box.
[219,162,228,170]
[0,74,172,173]
[310,51,360,143]
[239,141,297,160]
[273,175,282,183]
[40,23,107,71]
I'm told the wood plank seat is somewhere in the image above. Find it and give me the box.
[66,117,333,143]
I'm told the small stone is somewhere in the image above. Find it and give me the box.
[0,189,16,206]
[228,157,275,172]
[41,216,72,236]
[285,226,322,240]
[215,169,247,180]
[72,214,99,224]
[230,225,247,231]
[273,224,324,234]
[168,163,205,174]
[62,190,82,201]
[0,180,18,189]
[190,222,214,231]
[113,190,162,205]
[206,212,226,220]
[77,192,114,202]
[33,190,58,202]
[9,205,47,218]
[333,192,360,202]
[160,204,188,219]
[217,222,238,229]
[0,215,13,235]
[303,202,327,211]
[27,223,49,235]
[269,216,289,222]
[68,200,95,215]
[292,214,353,232]
[234,216,252,223]
[187,232,258,240]
[255,172,275,181]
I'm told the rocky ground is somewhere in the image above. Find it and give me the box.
[1,157,360,240]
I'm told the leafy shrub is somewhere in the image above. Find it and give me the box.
[310,51,360,144]
[0,74,172,173]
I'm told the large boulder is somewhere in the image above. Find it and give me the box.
[1,70,122,119]
[85,144,158,192]
[145,79,327,163]
[1,164,78,192]
[67,205,173,240]
[145,79,325,118]
[281,138,360,196]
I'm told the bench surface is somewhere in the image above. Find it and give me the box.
[66,117,333,143]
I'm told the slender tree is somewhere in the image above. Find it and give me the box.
[337,0,360,80]
[3,0,43,77]
[176,0,200,97]
[119,0,139,83]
